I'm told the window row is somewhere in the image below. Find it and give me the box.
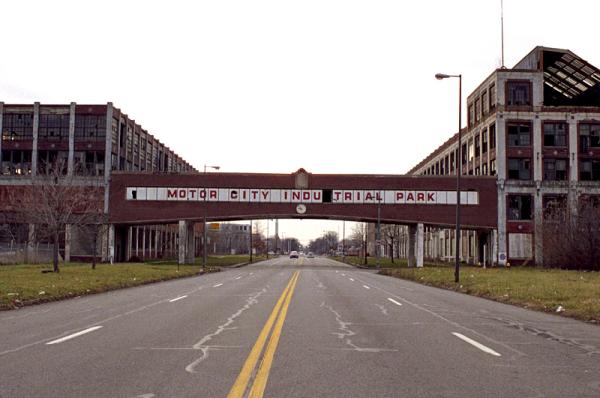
[1,113,106,141]
[508,194,600,221]
[507,157,600,181]
[468,83,496,127]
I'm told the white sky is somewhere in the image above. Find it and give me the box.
[2,0,600,244]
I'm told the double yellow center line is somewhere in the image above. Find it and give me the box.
[227,271,300,398]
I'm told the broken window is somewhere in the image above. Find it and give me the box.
[543,158,568,180]
[489,124,496,149]
[579,123,600,152]
[1,150,32,175]
[490,159,497,176]
[482,129,488,154]
[474,98,480,123]
[38,114,69,141]
[1,113,34,141]
[543,122,568,147]
[508,158,532,180]
[489,84,496,110]
[468,104,474,127]
[475,135,481,158]
[37,150,68,174]
[507,122,531,147]
[580,159,600,181]
[75,114,106,141]
[468,139,474,162]
[507,81,531,106]
[508,195,533,220]
[543,194,567,221]
[481,91,488,115]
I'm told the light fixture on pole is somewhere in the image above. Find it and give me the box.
[435,73,462,283]
[203,165,220,272]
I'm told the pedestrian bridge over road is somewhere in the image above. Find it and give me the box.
[108,169,497,265]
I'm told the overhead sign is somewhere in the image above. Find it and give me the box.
[126,187,479,205]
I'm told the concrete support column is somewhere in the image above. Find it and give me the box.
[108,224,115,264]
[142,226,146,260]
[407,224,424,268]
[64,225,71,263]
[32,102,39,176]
[416,223,424,268]
[104,103,113,214]
[126,226,132,262]
[497,181,508,266]
[155,227,159,258]
[186,222,195,264]
[534,192,544,266]
[135,227,139,258]
[68,102,75,176]
[178,220,195,265]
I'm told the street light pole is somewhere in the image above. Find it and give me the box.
[435,73,462,283]
[203,165,220,272]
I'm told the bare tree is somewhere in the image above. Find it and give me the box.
[542,198,600,270]
[7,160,104,272]
[382,224,400,263]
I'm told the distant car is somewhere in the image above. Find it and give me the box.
[307,252,314,258]
[289,251,299,259]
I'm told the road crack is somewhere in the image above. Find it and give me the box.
[185,289,267,373]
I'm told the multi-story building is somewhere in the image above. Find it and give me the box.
[0,102,197,262]
[407,46,600,266]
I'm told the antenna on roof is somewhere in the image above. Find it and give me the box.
[501,0,505,68]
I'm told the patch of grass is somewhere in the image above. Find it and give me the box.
[333,256,438,268]
[379,266,600,323]
[148,254,264,267]
[0,262,218,310]
[0,254,270,310]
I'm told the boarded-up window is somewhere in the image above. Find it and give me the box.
[509,233,532,259]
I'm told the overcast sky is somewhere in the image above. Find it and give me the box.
[2,0,599,244]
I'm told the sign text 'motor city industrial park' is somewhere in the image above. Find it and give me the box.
[126,187,479,205]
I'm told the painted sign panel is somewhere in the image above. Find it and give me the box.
[126,187,479,205]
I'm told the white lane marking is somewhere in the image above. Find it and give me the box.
[349,278,355,282]
[46,326,103,345]
[235,276,242,280]
[341,273,346,276]
[213,283,223,287]
[338,274,525,358]
[249,273,253,275]
[387,298,403,306]
[169,295,187,303]
[363,285,370,289]
[452,332,501,357]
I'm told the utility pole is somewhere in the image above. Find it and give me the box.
[342,220,346,263]
[249,221,253,263]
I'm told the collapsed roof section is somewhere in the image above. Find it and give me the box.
[515,46,600,107]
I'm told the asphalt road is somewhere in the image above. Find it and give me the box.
[1,257,600,398]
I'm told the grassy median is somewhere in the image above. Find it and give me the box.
[0,255,259,310]
[378,265,600,324]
